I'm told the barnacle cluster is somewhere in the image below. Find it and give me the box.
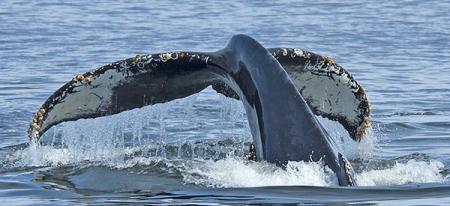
[290,48,304,58]
[160,52,178,62]
[291,48,311,59]
[28,108,46,140]
[355,115,371,141]
[134,54,142,62]
[72,74,92,85]
[322,56,336,65]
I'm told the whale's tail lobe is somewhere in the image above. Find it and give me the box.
[28,34,370,186]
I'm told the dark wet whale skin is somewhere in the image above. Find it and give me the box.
[29,34,357,186]
[217,35,355,186]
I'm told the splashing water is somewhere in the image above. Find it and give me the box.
[356,160,447,186]
[180,157,338,187]
[1,88,447,188]
[6,144,447,188]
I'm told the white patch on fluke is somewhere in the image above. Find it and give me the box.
[41,68,128,133]
[288,63,360,126]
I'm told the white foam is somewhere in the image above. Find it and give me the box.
[179,157,447,187]
[356,159,447,186]
[181,157,337,187]
[7,143,448,188]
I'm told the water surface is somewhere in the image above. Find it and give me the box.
[1,0,450,205]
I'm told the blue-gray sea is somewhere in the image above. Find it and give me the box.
[1,0,450,205]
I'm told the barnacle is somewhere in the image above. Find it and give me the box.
[356,116,371,141]
[162,53,172,62]
[303,52,311,59]
[83,76,92,85]
[73,75,84,82]
[134,54,142,62]
[322,56,336,65]
[291,48,304,58]
[282,48,288,56]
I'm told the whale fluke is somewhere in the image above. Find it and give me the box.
[28,34,370,186]
[213,48,371,141]
[271,48,371,141]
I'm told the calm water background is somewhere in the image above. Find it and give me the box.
[1,0,450,205]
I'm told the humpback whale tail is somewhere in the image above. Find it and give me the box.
[28,34,370,186]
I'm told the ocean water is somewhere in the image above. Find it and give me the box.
[1,0,450,205]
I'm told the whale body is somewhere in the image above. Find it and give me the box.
[28,34,370,186]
